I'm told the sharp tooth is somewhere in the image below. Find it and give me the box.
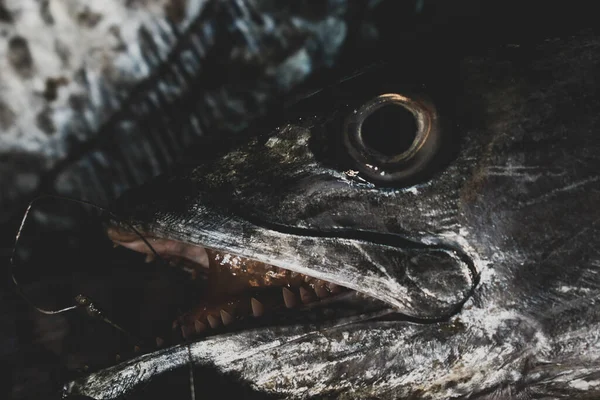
[282,287,297,308]
[113,243,119,248]
[115,354,121,362]
[220,310,234,326]
[328,283,342,294]
[207,314,220,329]
[156,337,165,347]
[314,285,329,298]
[194,320,207,333]
[299,287,315,304]
[134,345,141,353]
[145,253,156,263]
[181,324,194,339]
[251,298,264,317]
[197,247,209,269]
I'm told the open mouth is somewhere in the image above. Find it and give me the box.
[106,225,386,350]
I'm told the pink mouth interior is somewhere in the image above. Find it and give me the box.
[106,227,349,343]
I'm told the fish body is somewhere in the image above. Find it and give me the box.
[64,32,600,399]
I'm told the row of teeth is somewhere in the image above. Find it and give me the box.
[109,283,345,365]
[108,241,345,363]
[174,282,344,342]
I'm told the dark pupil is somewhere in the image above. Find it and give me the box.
[360,104,417,157]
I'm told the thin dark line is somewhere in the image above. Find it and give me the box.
[228,205,480,322]
[10,195,170,315]
[187,345,196,400]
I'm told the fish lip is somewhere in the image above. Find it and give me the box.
[106,215,479,320]
[63,305,397,400]
[105,223,367,297]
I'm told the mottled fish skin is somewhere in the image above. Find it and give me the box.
[0,0,381,223]
[0,0,186,217]
[65,32,600,399]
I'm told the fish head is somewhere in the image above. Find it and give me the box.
[109,63,477,321]
[73,36,600,399]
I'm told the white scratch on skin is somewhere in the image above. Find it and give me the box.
[485,165,566,183]
[558,285,592,294]
[558,286,575,293]
[570,379,600,390]
[350,241,393,279]
[520,176,600,207]
[265,137,280,147]
[404,186,419,195]
[485,171,557,182]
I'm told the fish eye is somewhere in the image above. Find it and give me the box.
[343,93,442,185]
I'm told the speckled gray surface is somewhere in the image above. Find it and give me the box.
[0,0,185,215]
[0,0,380,222]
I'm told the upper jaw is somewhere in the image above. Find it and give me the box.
[106,223,393,345]
[107,208,478,325]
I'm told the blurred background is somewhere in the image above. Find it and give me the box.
[0,1,598,398]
